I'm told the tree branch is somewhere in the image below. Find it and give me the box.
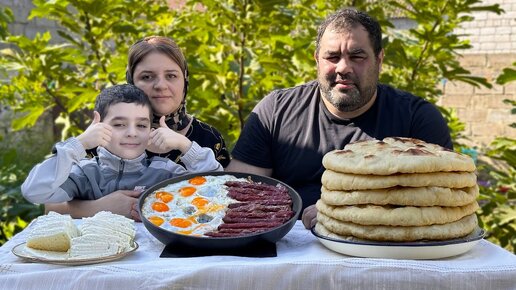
[83,12,117,85]
[409,0,450,84]
[237,0,247,130]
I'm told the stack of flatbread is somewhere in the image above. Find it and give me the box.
[316,137,479,242]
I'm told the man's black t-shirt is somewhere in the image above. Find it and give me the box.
[231,80,452,211]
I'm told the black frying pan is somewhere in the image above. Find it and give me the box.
[137,171,302,250]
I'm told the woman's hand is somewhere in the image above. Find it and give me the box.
[148,116,192,154]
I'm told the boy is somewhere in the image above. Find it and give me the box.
[22,84,222,204]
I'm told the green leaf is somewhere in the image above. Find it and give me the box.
[496,68,516,85]
[11,107,45,130]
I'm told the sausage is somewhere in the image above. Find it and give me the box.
[225,210,294,219]
[252,199,292,206]
[226,203,291,212]
[227,187,290,198]
[202,180,294,238]
[225,181,289,194]
[204,228,267,237]
[222,216,288,224]
[228,191,292,202]
[218,221,282,229]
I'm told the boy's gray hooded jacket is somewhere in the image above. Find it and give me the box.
[22,137,223,203]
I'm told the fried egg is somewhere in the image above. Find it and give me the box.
[141,175,247,237]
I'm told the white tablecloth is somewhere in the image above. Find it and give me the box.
[0,221,515,290]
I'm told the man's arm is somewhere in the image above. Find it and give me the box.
[45,200,103,218]
[225,158,273,176]
[410,102,453,149]
[45,190,141,219]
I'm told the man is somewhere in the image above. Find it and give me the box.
[226,8,452,229]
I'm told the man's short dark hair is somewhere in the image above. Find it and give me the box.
[94,84,152,121]
[315,8,382,57]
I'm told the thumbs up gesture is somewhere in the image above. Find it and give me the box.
[148,116,192,154]
[77,111,113,149]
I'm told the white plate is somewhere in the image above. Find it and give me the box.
[311,225,484,260]
[12,242,138,266]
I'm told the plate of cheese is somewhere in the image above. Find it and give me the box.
[12,211,138,265]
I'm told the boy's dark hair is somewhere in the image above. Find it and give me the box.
[315,8,382,58]
[94,84,152,121]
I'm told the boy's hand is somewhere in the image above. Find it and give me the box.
[148,116,192,154]
[77,111,113,149]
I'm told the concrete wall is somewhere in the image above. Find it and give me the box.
[455,0,516,54]
[439,54,516,147]
[1,0,60,42]
[438,0,516,147]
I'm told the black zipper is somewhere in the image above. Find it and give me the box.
[115,159,125,191]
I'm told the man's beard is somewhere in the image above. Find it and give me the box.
[319,72,376,113]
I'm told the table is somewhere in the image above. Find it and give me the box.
[1,221,515,290]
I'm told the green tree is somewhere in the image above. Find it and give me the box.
[162,0,328,144]
[166,0,395,146]
[1,0,502,148]
[0,6,12,39]
[476,64,516,253]
[1,0,169,139]
[1,0,513,253]
[0,0,169,245]
[380,0,501,143]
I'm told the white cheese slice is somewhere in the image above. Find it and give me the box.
[26,212,80,252]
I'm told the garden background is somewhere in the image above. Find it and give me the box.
[0,0,514,253]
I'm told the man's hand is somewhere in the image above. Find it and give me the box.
[77,111,112,149]
[148,116,192,154]
[131,203,142,222]
[301,204,317,229]
[45,190,142,221]
[97,190,141,220]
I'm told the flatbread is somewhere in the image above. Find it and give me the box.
[314,222,356,241]
[323,137,475,175]
[316,199,479,226]
[321,185,479,207]
[322,170,478,190]
[316,212,478,241]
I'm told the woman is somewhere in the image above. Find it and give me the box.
[127,36,230,166]
[44,36,230,219]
